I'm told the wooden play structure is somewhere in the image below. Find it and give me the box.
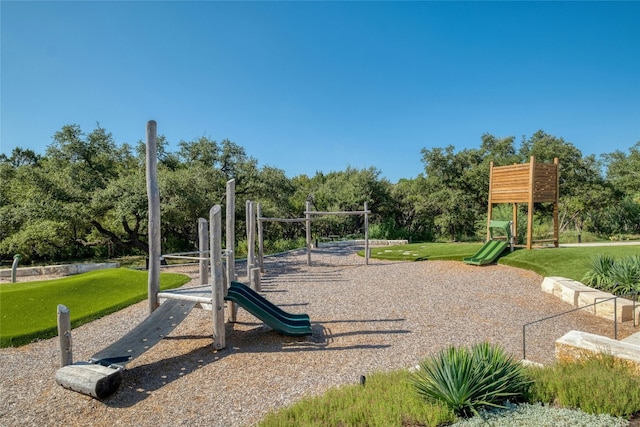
[487,156,559,250]
[255,200,371,271]
[55,121,311,399]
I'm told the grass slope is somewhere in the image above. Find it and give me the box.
[372,243,639,283]
[0,268,189,347]
[499,246,640,282]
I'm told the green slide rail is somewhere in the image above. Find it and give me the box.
[225,282,312,336]
[463,240,509,266]
[463,220,512,266]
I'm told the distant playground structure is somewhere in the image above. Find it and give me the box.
[254,200,372,270]
[465,156,559,265]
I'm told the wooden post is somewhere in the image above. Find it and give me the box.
[512,203,519,246]
[553,157,560,248]
[526,156,536,250]
[198,218,209,287]
[210,205,225,350]
[57,304,72,367]
[487,161,494,241]
[364,201,369,265]
[226,179,237,322]
[246,201,256,275]
[146,120,161,313]
[250,267,261,292]
[245,200,251,270]
[306,200,312,266]
[257,203,265,273]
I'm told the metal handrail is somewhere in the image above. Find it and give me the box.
[522,290,638,361]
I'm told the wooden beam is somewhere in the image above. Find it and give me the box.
[226,179,237,322]
[146,120,160,313]
[57,304,72,367]
[512,203,518,246]
[487,161,494,240]
[198,218,209,287]
[210,205,225,350]
[306,201,312,266]
[526,156,536,250]
[553,157,560,247]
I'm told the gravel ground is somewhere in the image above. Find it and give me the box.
[1,245,637,427]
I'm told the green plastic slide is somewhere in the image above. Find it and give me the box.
[463,240,509,266]
[225,282,312,336]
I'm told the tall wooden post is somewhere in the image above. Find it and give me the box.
[512,203,519,245]
[486,161,495,241]
[526,156,536,250]
[247,200,259,291]
[198,218,209,287]
[210,205,225,350]
[226,179,237,322]
[306,200,312,266]
[146,120,160,313]
[364,201,369,265]
[257,203,265,273]
[246,201,255,273]
[553,157,560,248]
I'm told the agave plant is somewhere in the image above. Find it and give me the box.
[610,255,640,296]
[582,254,616,292]
[412,342,530,418]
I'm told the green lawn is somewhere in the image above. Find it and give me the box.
[370,243,484,261]
[371,243,640,282]
[499,246,640,282]
[0,268,189,347]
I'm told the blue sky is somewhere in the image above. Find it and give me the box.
[2,1,639,182]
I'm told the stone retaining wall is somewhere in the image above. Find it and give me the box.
[556,330,640,374]
[0,262,120,279]
[542,276,640,323]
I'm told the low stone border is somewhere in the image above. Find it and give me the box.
[0,262,120,279]
[556,330,640,374]
[542,276,640,323]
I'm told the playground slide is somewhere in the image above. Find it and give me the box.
[225,282,312,336]
[463,240,509,266]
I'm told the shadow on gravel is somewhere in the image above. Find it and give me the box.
[101,318,405,407]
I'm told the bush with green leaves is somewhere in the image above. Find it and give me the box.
[526,353,640,418]
[449,402,629,427]
[412,342,531,417]
[582,254,640,295]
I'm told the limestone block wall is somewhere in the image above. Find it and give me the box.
[556,330,640,374]
[542,276,640,323]
[0,262,120,279]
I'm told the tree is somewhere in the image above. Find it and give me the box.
[603,141,640,197]
[419,145,492,240]
[600,142,640,234]
[518,130,613,236]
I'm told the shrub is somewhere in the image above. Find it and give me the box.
[449,402,629,427]
[582,254,616,291]
[583,254,640,296]
[609,255,640,295]
[258,370,455,427]
[412,342,530,417]
[526,354,640,418]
